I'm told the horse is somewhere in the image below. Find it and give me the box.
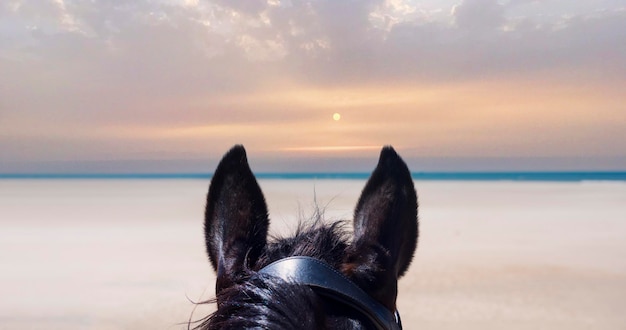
[196,145,418,329]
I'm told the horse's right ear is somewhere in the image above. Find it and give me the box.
[205,145,269,294]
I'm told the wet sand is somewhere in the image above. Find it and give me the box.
[1,179,625,329]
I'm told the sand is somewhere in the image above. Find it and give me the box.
[1,179,625,329]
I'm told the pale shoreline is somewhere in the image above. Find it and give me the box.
[1,179,625,329]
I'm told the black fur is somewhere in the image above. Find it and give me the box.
[198,145,418,329]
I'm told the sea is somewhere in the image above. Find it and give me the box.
[1,171,626,181]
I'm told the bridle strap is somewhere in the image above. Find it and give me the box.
[258,256,402,330]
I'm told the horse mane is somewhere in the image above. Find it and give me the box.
[192,219,353,329]
[199,272,323,329]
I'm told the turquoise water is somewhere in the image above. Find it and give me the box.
[1,172,625,181]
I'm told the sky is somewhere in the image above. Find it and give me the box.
[1,0,625,172]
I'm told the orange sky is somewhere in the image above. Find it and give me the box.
[1,1,625,172]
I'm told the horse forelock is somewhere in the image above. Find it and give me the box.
[194,220,360,329]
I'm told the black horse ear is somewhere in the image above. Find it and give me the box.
[205,145,269,294]
[343,146,418,310]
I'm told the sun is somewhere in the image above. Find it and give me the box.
[332,113,341,121]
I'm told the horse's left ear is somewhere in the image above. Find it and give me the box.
[343,146,418,310]
[205,145,269,294]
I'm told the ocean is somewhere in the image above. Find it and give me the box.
[1,171,626,181]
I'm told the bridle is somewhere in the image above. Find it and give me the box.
[259,256,402,330]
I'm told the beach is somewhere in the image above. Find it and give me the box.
[1,179,625,329]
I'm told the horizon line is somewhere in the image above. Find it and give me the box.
[1,171,625,181]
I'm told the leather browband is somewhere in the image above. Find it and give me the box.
[258,256,402,330]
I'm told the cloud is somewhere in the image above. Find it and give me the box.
[3,1,625,87]
[0,0,625,168]
[211,0,268,16]
[452,0,505,31]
